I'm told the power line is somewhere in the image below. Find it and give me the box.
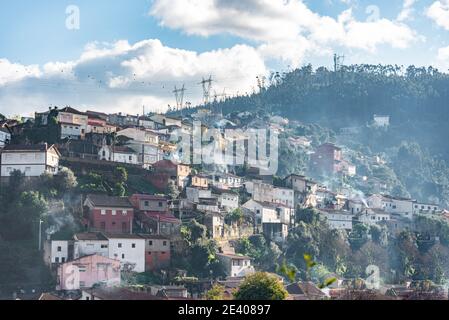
[173,84,186,113]
[198,76,214,105]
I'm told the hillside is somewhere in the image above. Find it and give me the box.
[192,65,449,207]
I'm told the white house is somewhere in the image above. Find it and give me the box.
[57,107,88,139]
[117,128,159,145]
[98,145,139,165]
[73,233,109,260]
[243,199,294,241]
[217,253,255,278]
[1,144,60,177]
[413,202,440,215]
[216,191,239,212]
[106,234,146,273]
[44,240,71,265]
[0,127,11,148]
[320,210,353,231]
[60,122,82,140]
[248,180,295,209]
[212,174,244,189]
[358,209,391,225]
[382,195,415,219]
[138,116,156,129]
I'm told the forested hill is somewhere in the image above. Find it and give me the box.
[211,64,449,160]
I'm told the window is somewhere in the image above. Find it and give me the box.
[132,243,136,249]
[149,241,153,246]
[159,202,163,207]
[100,222,106,230]
[101,244,108,249]
[129,156,132,161]
[144,201,149,207]
[57,246,62,252]
[61,258,66,263]
[163,241,167,246]
[118,243,122,248]
[122,210,128,216]
[122,254,125,259]
[112,210,117,216]
[55,257,59,263]
[101,209,106,215]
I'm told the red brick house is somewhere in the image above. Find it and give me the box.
[147,160,191,191]
[84,195,134,235]
[139,234,171,271]
[310,143,343,176]
[129,194,169,214]
[130,194,180,237]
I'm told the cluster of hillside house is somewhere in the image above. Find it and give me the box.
[1,108,445,300]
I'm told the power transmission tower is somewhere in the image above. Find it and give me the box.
[173,84,186,115]
[333,53,345,72]
[199,76,213,105]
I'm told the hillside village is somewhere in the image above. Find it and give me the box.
[1,105,449,301]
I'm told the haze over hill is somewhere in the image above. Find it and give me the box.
[176,64,449,207]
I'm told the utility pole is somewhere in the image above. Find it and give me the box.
[199,76,214,106]
[333,53,345,72]
[173,84,186,115]
[213,88,228,115]
[38,219,43,251]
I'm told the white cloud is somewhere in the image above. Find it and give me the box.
[0,40,267,117]
[397,0,417,22]
[427,0,449,30]
[0,59,41,86]
[151,0,420,66]
[436,45,449,70]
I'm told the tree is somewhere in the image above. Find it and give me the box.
[166,180,180,200]
[54,167,78,193]
[9,169,25,199]
[234,272,288,300]
[113,166,128,184]
[225,208,244,226]
[205,284,226,300]
[188,219,207,243]
[348,223,370,251]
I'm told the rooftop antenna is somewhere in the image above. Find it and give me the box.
[173,84,186,116]
[199,76,214,106]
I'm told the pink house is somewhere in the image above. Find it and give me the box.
[57,254,121,291]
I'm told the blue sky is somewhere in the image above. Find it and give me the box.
[1,0,449,116]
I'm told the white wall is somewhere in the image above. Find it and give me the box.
[1,150,59,177]
[74,240,109,259]
[219,193,239,211]
[51,241,69,264]
[61,124,82,139]
[108,238,145,273]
